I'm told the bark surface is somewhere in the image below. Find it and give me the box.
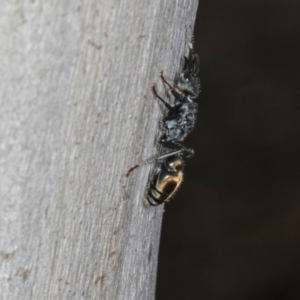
[0,1,198,299]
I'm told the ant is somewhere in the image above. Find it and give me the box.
[126,37,200,206]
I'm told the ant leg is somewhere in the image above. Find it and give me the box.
[157,148,194,160]
[161,71,184,100]
[159,140,194,159]
[159,148,194,159]
[160,71,174,90]
[152,85,173,110]
[123,155,158,201]
[157,150,183,160]
[181,148,194,158]
[125,143,194,178]
[125,153,161,177]
[125,164,141,177]
[125,146,193,178]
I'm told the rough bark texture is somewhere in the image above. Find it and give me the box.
[0,1,198,299]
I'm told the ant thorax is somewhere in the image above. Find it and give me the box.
[161,98,197,143]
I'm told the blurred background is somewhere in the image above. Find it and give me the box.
[156,1,300,299]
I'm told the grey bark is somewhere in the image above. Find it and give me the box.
[0,1,198,299]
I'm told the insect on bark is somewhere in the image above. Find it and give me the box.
[126,29,200,206]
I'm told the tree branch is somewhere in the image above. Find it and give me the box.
[0,1,198,299]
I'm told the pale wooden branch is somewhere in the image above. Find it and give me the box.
[0,1,198,299]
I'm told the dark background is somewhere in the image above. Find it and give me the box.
[156,1,300,299]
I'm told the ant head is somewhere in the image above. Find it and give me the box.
[177,54,201,100]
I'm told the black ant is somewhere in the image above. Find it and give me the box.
[126,37,200,206]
